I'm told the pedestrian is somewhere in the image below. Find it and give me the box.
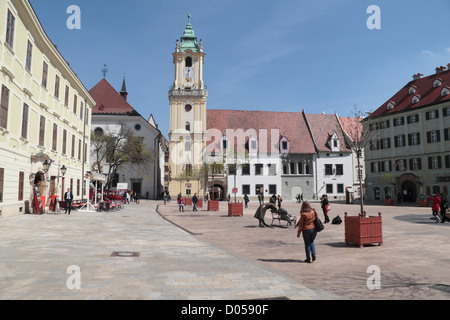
[428,194,441,223]
[277,195,282,208]
[300,193,303,203]
[163,192,167,205]
[439,193,449,223]
[297,201,318,263]
[126,191,130,204]
[270,194,277,207]
[178,195,185,212]
[64,188,73,215]
[192,193,198,212]
[258,193,263,206]
[135,193,140,204]
[244,194,249,208]
[321,194,330,223]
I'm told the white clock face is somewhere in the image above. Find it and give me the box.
[183,67,194,80]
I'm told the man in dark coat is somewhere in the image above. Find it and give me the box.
[192,193,198,212]
[64,188,73,215]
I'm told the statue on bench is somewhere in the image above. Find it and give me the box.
[254,203,278,227]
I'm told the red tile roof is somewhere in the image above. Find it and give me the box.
[206,109,316,154]
[370,69,450,118]
[338,116,363,143]
[90,79,138,115]
[304,113,352,152]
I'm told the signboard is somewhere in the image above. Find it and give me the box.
[232,188,238,194]
[116,183,128,190]
[33,185,44,215]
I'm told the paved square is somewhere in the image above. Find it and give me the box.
[1,200,449,300]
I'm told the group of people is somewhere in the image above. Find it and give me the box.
[177,193,199,212]
[428,193,449,223]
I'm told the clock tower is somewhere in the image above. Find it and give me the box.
[168,15,208,198]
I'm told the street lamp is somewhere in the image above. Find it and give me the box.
[60,165,67,176]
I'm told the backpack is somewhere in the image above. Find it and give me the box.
[332,215,342,225]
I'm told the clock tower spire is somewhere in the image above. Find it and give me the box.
[168,15,208,198]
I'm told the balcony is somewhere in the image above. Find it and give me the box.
[169,86,208,99]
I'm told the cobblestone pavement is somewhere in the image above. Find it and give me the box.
[0,201,338,300]
[158,200,450,300]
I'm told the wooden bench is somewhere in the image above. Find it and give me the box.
[271,210,297,227]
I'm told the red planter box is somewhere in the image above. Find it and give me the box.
[197,199,203,208]
[207,200,219,211]
[228,202,243,217]
[185,198,192,206]
[345,213,383,248]
[384,199,394,206]
[419,199,429,207]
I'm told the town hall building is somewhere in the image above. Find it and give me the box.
[168,16,363,202]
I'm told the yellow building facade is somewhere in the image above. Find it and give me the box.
[0,0,95,216]
[168,16,208,199]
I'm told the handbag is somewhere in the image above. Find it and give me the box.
[314,210,325,232]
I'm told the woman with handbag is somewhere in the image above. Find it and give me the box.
[297,201,319,263]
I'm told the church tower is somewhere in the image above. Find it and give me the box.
[168,15,208,198]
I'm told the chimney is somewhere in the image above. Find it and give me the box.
[413,73,423,80]
[435,66,447,74]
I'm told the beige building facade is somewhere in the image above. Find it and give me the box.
[0,0,95,216]
[363,67,450,202]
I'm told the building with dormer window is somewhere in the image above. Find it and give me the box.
[363,66,450,202]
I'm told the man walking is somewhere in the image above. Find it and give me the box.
[192,193,198,212]
[64,188,73,215]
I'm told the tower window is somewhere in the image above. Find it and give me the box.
[185,57,192,67]
[185,105,192,112]
[185,122,190,132]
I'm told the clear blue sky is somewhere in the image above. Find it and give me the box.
[30,0,450,138]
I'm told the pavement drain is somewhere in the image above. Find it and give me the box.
[111,251,140,258]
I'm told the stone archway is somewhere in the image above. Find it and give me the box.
[397,173,420,203]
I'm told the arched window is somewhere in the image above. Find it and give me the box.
[290,162,295,175]
[185,122,190,132]
[185,57,192,67]
[283,164,288,175]
[305,164,311,174]
[298,163,303,174]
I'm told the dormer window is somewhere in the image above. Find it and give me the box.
[441,86,450,97]
[412,95,420,104]
[409,86,417,95]
[433,78,442,88]
[280,136,289,154]
[329,133,340,152]
[387,101,396,110]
